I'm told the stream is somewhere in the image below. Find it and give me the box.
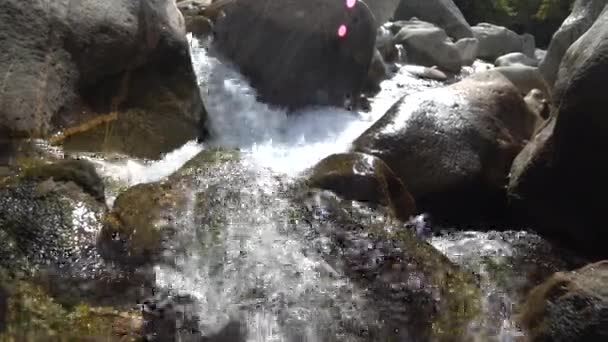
[84,36,574,341]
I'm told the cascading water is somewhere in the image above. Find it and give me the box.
[88,36,573,341]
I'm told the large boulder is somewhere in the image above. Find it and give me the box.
[472,23,536,61]
[519,261,608,341]
[508,7,608,259]
[393,0,473,40]
[213,0,376,110]
[390,19,478,72]
[353,71,538,221]
[0,0,207,159]
[539,0,608,87]
[305,152,416,221]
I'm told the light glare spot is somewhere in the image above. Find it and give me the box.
[337,25,347,38]
[346,0,356,8]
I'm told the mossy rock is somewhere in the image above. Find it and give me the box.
[99,148,240,266]
[291,188,480,340]
[306,152,416,221]
[60,109,200,160]
[100,181,186,267]
[20,159,105,202]
[0,270,142,341]
[519,261,608,341]
[0,167,106,275]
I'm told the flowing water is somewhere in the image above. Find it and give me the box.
[86,37,572,341]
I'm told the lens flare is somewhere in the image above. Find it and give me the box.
[346,0,356,8]
[337,24,347,38]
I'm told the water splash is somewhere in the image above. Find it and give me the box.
[190,36,437,176]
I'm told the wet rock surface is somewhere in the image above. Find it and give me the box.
[306,152,416,221]
[519,261,608,341]
[0,159,153,340]
[290,189,480,341]
[100,149,239,267]
[431,229,586,339]
[353,70,537,222]
[0,160,106,275]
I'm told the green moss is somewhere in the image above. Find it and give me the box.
[176,148,240,177]
[292,189,480,340]
[61,109,199,160]
[0,272,141,341]
[101,181,178,266]
[393,229,481,339]
[100,148,240,266]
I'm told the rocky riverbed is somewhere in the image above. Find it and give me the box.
[1,0,607,341]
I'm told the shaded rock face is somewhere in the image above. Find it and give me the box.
[390,19,478,73]
[519,261,608,341]
[524,89,551,128]
[539,0,608,87]
[353,71,537,221]
[0,0,206,158]
[365,49,389,93]
[292,189,479,341]
[472,23,536,61]
[306,152,416,221]
[213,0,376,110]
[508,7,608,259]
[393,0,473,39]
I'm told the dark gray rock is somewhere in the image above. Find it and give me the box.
[472,23,536,61]
[353,70,537,221]
[508,6,608,259]
[213,0,376,110]
[0,0,206,157]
